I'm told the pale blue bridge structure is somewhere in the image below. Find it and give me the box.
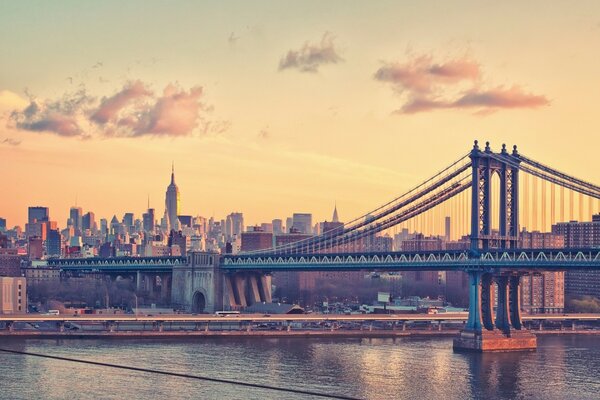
[51,141,600,350]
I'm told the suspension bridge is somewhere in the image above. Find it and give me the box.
[51,140,600,351]
[217,140,600,351]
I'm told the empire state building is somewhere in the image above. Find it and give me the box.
[165,163,180,231]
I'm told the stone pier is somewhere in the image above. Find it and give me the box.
[453,271,537,352]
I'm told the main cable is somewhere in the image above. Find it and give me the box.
[0,347,364,400]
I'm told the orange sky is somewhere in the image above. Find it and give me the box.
[1,1,599,228]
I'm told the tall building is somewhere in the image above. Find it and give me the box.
[143,208,155,232]
[445,216,451,241]
[0,277,27,314]
[0,248,22,277]
[241,227,273,251]
[70,207,83,235]
[178,215,193,228]
[122,213,134,231]
[28,237,44,260]
[519,230,565,313]
[28,207,49,224]
[272,219,283,235]
[46,229,62,257]
[292,213,313,235]
[0,217,6,233]
[82,212,96,232]
[552,215,600,299]
[225,213,244,239]
[165,163,181,231]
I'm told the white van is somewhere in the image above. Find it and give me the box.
[47,310,60,315]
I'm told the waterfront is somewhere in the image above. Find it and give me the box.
[1,336,600,399]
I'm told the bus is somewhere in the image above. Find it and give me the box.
[214,311,240,317]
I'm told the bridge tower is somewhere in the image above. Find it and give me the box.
[470,140,520,251]
[455,141,536,352]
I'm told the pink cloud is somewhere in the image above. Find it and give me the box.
[398,86,550,114]
[374,55,480,94]
[134,85,204,136]
[90,80,151,124]
[376,53,549,115]
[453,86,549,109]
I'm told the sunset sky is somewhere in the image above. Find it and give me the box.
[1,1,599,228]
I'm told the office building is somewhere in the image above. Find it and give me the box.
[241,227,273,251]
[70,206,83,235]
[553,215,600,299]
[519,230,565,313]
[82,212,96,232]
[143,208,155,232]
[46,229,62,257]
[272,219,283,235]
[0,248,22,277]
[28,207,49,224]
[292,213,313,235]
[165,164,181,231]
[0,277,27,314]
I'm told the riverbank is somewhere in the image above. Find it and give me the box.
[1,329,599,339]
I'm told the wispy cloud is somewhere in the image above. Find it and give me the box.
[375,53,549,115]
[279,32,343,73]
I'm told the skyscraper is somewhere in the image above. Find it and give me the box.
[0,218,5,233]
[28,207,49,224]
[82,212,96,232]
[70,207,83,235]
[165,163,181,231]
[143,208,155,232]
[47,228,62,257]
[292,213,313,235]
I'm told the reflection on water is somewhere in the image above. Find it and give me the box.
[1,336,600,400]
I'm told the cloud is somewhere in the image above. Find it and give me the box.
[374,55,480,94]
[1,138,21,146]
[10,88,93,137]
[132,85,203,136]
[90,80,151,124]
[279,32,343,73]
[8,81,224,139]
[375,53,549,115]
[453,86,550,109]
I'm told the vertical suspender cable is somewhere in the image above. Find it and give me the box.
[531,176,538,231]
[560,185,565,223]
[570,190,574,221]
[550,183,556,227]
[541,178,546,232]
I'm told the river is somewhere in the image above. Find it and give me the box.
[1,335,599,399]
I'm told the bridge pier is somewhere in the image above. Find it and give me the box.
[454,271,536,352]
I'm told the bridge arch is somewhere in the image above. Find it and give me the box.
[192,290,207,313]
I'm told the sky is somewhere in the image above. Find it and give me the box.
[1,1,599,228]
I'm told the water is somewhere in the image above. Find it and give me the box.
[1,336,599,400]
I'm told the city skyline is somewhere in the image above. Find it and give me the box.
[2,1,600,229]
